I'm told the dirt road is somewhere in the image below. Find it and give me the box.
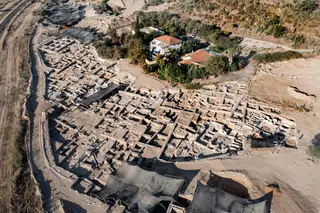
[0,1,43,212]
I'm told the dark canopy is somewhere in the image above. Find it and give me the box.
[94,163,185,212]
[187,182,269,213]
[79,83,120,107]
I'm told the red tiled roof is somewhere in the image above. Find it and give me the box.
[179,49,212,65]
[178,60,193,65]
[154,35,182,45]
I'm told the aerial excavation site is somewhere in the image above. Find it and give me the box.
[0,0,320,212]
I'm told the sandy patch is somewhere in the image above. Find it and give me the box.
[116,59,170,90]
[250,56,320,147]
[121,0,145,16]
[287,86,316,103]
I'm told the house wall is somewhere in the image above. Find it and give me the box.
[150,40,182,56]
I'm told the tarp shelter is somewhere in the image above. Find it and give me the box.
[94,163,185,212]
[63,28,95,44]
[187,182,269,213]
[79,83,120,107]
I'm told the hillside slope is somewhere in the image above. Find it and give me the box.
[178,0,320,50]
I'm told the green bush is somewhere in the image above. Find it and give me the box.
[156,61,190,83]
[187,65,208,79]
[237,59,246,69]
[94,30,150,63]
[294,0,318,15]
[307,144,320,159]
[267,25,286,38]
[148,0,165,6]
[136,11,238,45]
[210,36,241,55]
[307,133,320,159]
[205,56,230,75]
[230,63,238,71]
[181,39,201,55]
[94,1,113,15]
[264,16,286,38]
[184,82,203,90]
[253,51,303,63]
[290,34,306,48]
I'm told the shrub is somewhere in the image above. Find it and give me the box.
[184,82,203,90]
[269,25,286,38]
[136,11,225,43]
[230,63,238,71]
[148,0,165,6]
[307,144,320,159]
[307,133,320,159]
[290,34,306,48]
[237,59,246,69]
[253,51,303,63]
[187,65,208,79]
[211,36,241,54]
[94,1,113,15]
[264,16,286,38]
[156,61,190,83]
[294,0,318,15]
[205,56,230,75]
[180,39,201,55]
[230,56,246,71]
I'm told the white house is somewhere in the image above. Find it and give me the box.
[149,35,182,56]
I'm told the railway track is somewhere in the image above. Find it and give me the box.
[0,0,27,34]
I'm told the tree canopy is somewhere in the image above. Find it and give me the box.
[204,56,230,76]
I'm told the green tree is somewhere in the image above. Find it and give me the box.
[126,38,147,64]
[156,61,189,83]
[205,56,230,76]
[187,65,208,79]
[180,39,200,55]
[230,63,238,72]
[168,48,180,60]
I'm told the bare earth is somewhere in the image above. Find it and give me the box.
[250,56,320,147]
[1,0,318,212]
[0,0,43,211]
[155,149,320,213]
[117,59,171,89]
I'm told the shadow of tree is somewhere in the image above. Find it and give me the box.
[61,199,87,213]
[311,133,320,146]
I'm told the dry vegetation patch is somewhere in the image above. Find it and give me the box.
[177,0,320,49]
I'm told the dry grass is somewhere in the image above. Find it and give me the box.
[178,0,320,49]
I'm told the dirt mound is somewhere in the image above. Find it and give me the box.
[198,170,255,199]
